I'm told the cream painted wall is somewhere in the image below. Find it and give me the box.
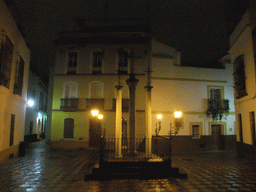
[151,112,235,136]
[55,44,150,75]
[229,9,256,145]
[52,74,147,111]
[52,42,150,142]
[0,0,30,154]
[151,48,235,136]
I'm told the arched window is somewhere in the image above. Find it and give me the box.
[63,81,78,98]
[64,118,74,139]
[89,81,103,98]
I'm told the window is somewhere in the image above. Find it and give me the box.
[92,52,103,74]
[89,81,103,98]
[63,82,78,98]
[0,34,14,88]
[13,56,24,96]
[118,49,128,74]
[61,82,78,110]
[10,114,15,146]
[209,87,222,108]
[192,125,200,139]
[67,52,77,74]
[233,55,247,99]
[190,122,202,139]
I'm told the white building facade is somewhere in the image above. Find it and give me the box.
[51,19,236,154]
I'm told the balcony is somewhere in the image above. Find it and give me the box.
[60,98,104,111]
[207,99,229,121]
[60,98,79,111]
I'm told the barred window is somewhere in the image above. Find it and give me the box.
[233,55,247,99]
[0,35,14,88]
[13,56,24,96]
[210,87,222,108]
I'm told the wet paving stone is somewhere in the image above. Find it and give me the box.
[1,142,256,191]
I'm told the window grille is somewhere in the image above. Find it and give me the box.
[0,35,13,88]
[233,55,247,99]
[13,56,24,96]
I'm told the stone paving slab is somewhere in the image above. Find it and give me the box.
[0,141,256,191]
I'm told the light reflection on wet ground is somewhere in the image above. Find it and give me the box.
[0,141,256,192]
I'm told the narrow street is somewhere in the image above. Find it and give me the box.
[0,141,256,192]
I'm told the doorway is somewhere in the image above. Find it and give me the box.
[64,118,74,139]
[211,124,224,150]
[89,118,101,148]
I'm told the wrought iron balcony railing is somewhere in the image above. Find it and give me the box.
[207,99,229,120]
[60,98,105,111]
[60,98,79,111]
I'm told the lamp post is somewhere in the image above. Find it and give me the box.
[170,110,182,135]
[155,114,162,136]
[90,109,103,149]
[168,110,182,163]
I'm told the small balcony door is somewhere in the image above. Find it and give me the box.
[64,82,77,98]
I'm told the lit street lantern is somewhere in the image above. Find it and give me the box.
[174,110,182,128]
[27,99,34,107]
[174,111,182,118]
[91,109,99,117]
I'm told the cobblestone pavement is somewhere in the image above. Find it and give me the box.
[0,141,256,192]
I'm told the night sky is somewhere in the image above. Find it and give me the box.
[12,0,248,84]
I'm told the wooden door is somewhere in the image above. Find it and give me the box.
[64,118,74,138]
[89,118,101,148]
[211,124,224,150]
